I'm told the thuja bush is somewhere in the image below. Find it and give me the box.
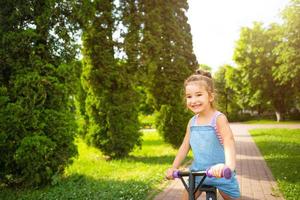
[84,69,142,158]
[0,69,78,187]
[156,104,192,148]
[80,0,142,159]
[0,0,79,187]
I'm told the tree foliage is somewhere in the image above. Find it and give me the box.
[0,0,79,186]
[274,0,300,111]
[214,65,242,119]
[233,22,296,121]
[140,0,197,147]
[274,0,300,86]
[80,0,141,158]
[212,1,299,121]
[199,64,212,72]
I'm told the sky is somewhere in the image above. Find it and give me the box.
[186,0,289,72]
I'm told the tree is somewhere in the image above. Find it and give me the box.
[199,64,212,72]
[140,0,198,147]
[274,0,300,113]
[214,65,241,119]
[0,0,79,186]
[274,0,300,85]
[233,22,293,121]
[81,0,141,158]
[120,0,142,79]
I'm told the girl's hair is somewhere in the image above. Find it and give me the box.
[184,69,214,94]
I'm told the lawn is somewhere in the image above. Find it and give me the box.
[249,128,300,200]
[0,130,189,200]
[243,120,300,124]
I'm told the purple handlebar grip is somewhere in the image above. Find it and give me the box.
[172,170,179,178]
[206,167,232,179]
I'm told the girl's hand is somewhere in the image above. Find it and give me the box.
[165,168,177,180]
[209,163,226,178]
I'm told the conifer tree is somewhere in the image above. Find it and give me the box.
[140,0,198,147]
[0,0,79,186]
[81,0,141,158]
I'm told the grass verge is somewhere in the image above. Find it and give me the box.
[243,120,300,124]
[249,128,300,200]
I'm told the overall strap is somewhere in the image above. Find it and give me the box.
[210,111,223,127]
[210,111,224,145]
[191,115,197,126]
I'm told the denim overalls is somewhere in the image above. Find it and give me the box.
[189,111,240,198]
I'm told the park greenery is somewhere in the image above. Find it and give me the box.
[0,0,299,191]
[1,127,298,200]
[215,0,300,122]
[0,0,80,187]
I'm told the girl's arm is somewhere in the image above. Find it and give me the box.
[166,120,191,179]
[211,114,236,177]
[217,114,236,170]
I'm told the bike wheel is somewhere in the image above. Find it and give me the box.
[206,191,217,200]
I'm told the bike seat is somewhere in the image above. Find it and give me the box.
[199,185,216,192]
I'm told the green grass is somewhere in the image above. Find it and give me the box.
[0,130,189,200]
[243,120,300,124]
[249,128,300,200]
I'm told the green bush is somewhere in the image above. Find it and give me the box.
[14,135,56,185]
[84,84,142,159]
[0,0,79,187]
[0,71,78,187]
[156,104,192,148]
[139,114,155,129]
[79,1,142,159]
[136,86,155,115]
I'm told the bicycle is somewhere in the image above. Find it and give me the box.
[172,167,232,200]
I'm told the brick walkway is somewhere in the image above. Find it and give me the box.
[153,123,300,200]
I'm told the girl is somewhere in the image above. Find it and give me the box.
[166,70,241,200]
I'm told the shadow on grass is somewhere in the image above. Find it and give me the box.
[0,173,152,200]
[125,154,193,166]
[126,155,175,165]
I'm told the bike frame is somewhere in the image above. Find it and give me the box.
[176,171,217,200]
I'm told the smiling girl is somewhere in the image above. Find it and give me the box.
[166,69,241,200]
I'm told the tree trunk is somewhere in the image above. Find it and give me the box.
[275,111,282,122]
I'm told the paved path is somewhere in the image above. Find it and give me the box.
[153,123,300,200]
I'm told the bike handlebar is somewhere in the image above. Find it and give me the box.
[173,167,232,179]
[172,170,206,178]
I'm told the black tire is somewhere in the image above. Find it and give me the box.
[206,191,217,200]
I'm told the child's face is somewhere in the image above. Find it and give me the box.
[185,82,214,114]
